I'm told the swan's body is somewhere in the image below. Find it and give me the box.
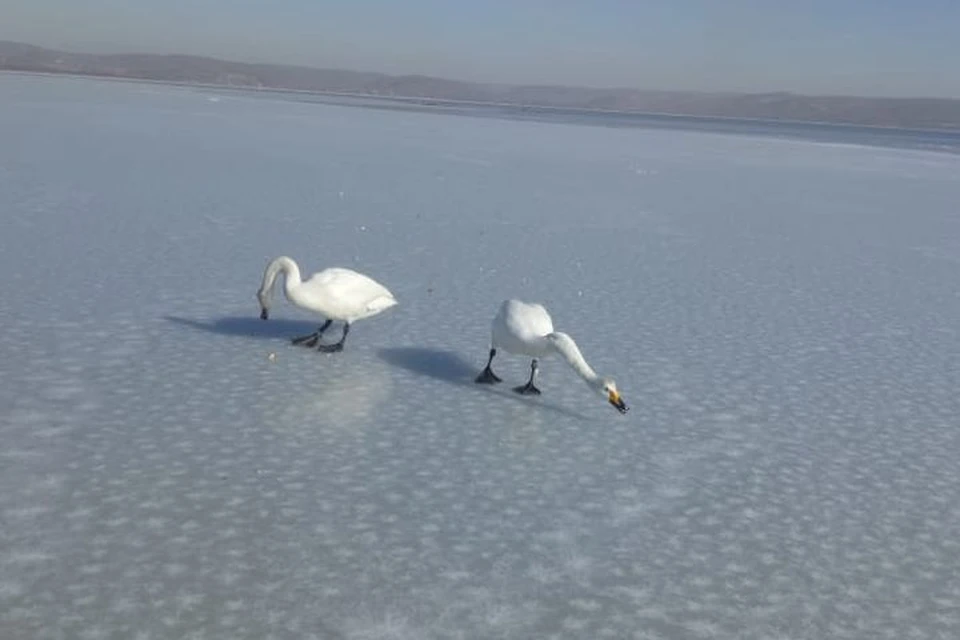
[477,299,628,413]
[257,256,396,352]
[491,300,556,358]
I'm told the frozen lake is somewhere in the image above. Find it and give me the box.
[1,73,959,639]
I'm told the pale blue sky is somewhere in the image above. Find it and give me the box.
[2,0,958,97]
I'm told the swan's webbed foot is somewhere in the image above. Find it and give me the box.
[292,319,332,347]
[475,367,502,384]
[317,322,349,354]
[514,358,541,395]
[292,333,319,347]
[475,348,502,384]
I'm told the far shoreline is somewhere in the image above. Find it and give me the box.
[5,70,960,156]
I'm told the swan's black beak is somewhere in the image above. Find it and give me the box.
[608,391,628,414]
[260,308,269,320]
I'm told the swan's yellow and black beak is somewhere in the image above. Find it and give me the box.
[608,390,628,414]
[260,307,269,320]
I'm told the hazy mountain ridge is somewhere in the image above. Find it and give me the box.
[3,41,959,129]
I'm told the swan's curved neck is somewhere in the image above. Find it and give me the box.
[547,332,598,385]
[260,256,303,301]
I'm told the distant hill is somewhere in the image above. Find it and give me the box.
[3,41,960,130]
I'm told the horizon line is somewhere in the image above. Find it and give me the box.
[4,39,960,104]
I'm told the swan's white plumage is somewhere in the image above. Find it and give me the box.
[484,298,628,413]
[258,256,396,323]
[492,299,555,357]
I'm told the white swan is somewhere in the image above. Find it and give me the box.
[476,299,628,413]
[257,256,397,352]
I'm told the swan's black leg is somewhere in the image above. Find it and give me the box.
[292,319,332,347]
[475,348,502,384]
[514,359,541,395]
[317,319,333,337]
[318,322,349,353]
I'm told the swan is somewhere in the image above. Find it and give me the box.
[476,299,628,414]
[256,256,397,352]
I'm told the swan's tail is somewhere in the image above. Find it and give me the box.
[365,294,398,314]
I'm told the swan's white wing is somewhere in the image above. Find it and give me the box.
[493,299,554,354]
[502,299,553,336]
[301,268,397,320]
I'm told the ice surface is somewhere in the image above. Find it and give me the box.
[2,73,960,639]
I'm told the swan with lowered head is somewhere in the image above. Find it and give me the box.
[257,256,397,352]
[476,299,628,413]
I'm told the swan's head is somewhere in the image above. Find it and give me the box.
[257,289,271,320]
[596,377,628,414]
